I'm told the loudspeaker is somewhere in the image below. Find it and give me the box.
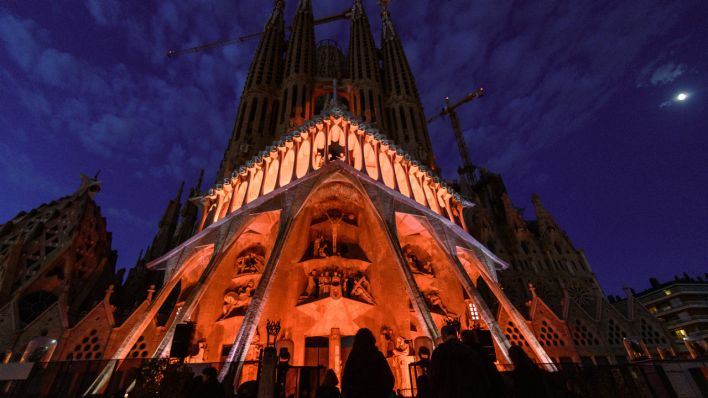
[170,322,195,359]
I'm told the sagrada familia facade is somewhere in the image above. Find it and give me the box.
[0,0,674,393]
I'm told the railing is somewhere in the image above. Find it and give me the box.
[197,108,471,232]
[1,358,705,398]
[0,359,249,398]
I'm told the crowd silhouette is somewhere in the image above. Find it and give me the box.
[181,326,567,398]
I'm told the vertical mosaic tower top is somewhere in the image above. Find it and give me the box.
[218,0,437,181]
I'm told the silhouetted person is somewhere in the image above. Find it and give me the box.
[413,346,431,398]
[184,367,203,398]
[342,328,395,398]
[430,325,490,398]
[235,380,258,398]
[198,366,224,398]
[461,329,506,397]
[316,369,341,398]
[508,345,549,398]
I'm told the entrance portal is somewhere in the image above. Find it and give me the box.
[304,336,329,368]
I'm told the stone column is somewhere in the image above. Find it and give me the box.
[329,328,342,380]
[258,346,277,398]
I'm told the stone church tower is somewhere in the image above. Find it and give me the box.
[0,175,117,361]
[218,0,436,181]
[466,170,672,365]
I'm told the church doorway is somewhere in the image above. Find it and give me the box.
[304,336,329,368]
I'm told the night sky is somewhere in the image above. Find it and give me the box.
[1,1,706,296]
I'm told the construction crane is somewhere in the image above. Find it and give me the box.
[167,9,352,58]
[427,87,484,195]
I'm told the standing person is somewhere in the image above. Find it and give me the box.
[342,328,395,398]
[429,325,490,398]
[315,369,341,398]
[461,329,507,397]
[413,346,431,398]
[199,366,225,398]
[508,345,550,398]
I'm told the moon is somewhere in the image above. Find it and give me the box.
[676,93,688,101]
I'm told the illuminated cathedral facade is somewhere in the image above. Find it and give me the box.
[0,0,675,394]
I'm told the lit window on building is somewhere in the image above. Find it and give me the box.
[674,329,687,338]
[468,302,480,321]
[663,289,672,296]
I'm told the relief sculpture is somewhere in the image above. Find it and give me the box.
[220,280,256,319]
[236,252,264,275]
[424,287,457,319]
[299,267,373,305]
[404,247,435,276]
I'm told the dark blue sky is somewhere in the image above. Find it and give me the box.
[1,1,706,295]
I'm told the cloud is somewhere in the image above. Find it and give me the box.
[394,0,694,179]
[637,61,686,87]
[0,143,63,196]
[84,0,124,26]
[104,207,152,229]
[0,8,240,184]
[0,14,43,69]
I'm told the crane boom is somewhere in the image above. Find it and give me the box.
[167,10,351,58]
[426,87,484,193]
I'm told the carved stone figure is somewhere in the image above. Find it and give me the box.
[313,235,330,258]
[236,252,263,275]
[390,336,414,392]
[420,260,434,275]
[325,210,345,255]
[404,248,418,272]
[380,326,394,357]
[320,272,331,297]
[221,280,256,319]
[222,291,240,318]
[330,271,342,299]
[350,274,374,304]
[328,141,345,161]
[313,235,324,257]
[300,270,317,299]
[298,267,374,305]
[404,247,435,276]
[425,288,455,318]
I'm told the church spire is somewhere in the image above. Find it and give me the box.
[173,170,204,246]
[379,1,437,171]
[348,0,384,127]
[531,193,575,253]
[146,182,183,261]
[218,1,286,180]
[277,0,316,133]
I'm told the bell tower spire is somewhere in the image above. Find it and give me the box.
[277,0,316,133]
[218,0,286,180]
[379,1,437,171]
[146,181,183,261]
[348,0,384,127]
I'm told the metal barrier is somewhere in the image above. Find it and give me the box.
[276,365,325,398]
[0,359,249,397]
[0,359,705,397]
